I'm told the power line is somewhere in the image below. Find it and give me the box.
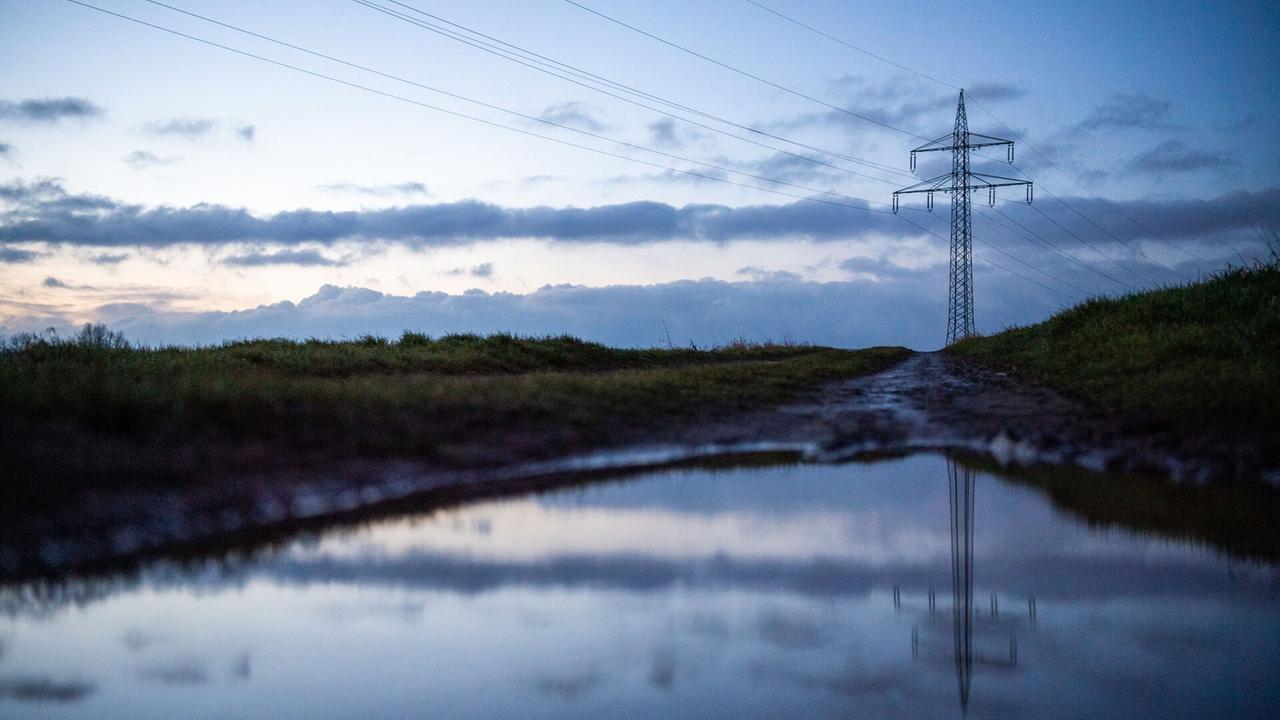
[742,0,958,91]
[351,0,912,186]
[1024,202,1161,289]
[983,204,1138,290]
[740,0,1216,272]
[560,0,929,141]
[63,1,1078,303]
[964,95,1213,267]
[128,0,892,210]
[371,0,911,179]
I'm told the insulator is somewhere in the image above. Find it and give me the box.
[1026,183,1034,204]
[989,188,996,207]
[927,192,934,211]
[910,152,916,172]
[892,194,899,214]
[1008,144,1015,164]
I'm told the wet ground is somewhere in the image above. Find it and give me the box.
[2,351,1271,579]
[1,455,1276,719]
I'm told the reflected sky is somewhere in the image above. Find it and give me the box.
[0,454,1276,719]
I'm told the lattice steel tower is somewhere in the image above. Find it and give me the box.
[893,91,1034,344]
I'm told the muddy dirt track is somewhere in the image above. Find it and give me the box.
[3,351,1273,579]
[747,352,1271,483]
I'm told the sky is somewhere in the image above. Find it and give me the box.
[1,0,1277,349]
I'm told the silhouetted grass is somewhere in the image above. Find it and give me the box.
[950,262,1280,436]
[0,328,908,495]
[963,453,1280,561]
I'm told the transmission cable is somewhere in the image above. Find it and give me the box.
[560,0,929,141]
[349,0,909,186]
[129,0,895,210]
[64,1,1076,302]
[371,0,910,179]
[741,0,1213,269]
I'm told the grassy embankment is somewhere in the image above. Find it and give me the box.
[0,328,907,501]
[950,263,1280,439]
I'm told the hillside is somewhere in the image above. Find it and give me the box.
[950,262,1280,437]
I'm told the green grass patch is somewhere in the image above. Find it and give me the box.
[0,328,908,494]
[950,263,1280,435]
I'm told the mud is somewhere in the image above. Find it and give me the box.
[3,352,1273,579]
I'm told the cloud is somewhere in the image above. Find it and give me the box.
[964,82,1028,103]
[648,118,681,147]
[237,125,256,141]
[0,676,96,702]
[1075,93,1174,132]
[775,78,1026,135]
[0,142,12,159]
[223,249,344,267]
[317,181,429,197]
[839,256,915,280]
[0,178,911,247]
[0,97,103,124]
[445,262,495,279]
[646,118,708,149]
[1126,140,1234,176]
[143,117,215,138]
[123,150,180,170]
[736,266,801,282]
[520,174,563,187]
[0,246,39,263]
[89,252,129,265]
[2,178,1276,259]
[42,276,70,288]
[69,276,970,350]
[536,101,607,132]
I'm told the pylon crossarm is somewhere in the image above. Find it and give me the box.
[967,172,1032,188]
[910,133,956,154]
[964,132,1015,148]
[893,173,952,195]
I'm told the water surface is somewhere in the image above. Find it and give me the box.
[1,454,1276,718]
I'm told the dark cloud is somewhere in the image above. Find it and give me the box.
[648,118,681,147]
[84,276,953,349]
[520,174,563,187]
[2,178,1276,254]
[0,142,13,159]
[124,150,179,170]
[317,181,429,197]
[777,78,1025,135]
[42,276,70,288]
[646,118,707,149]
[0,246,39,263]
[135,657,209,685]
[964,82,1028,103]
[1126,140,1234,176]
[536,101,607,132]
[0,178,906,247]
[143,118,215,138]
[839,256,914,279]
[736,266,801,282]
[534,672,601,700]
[237,125,256,141]
[444,261,494,279]
[0,675,96,702]
[90,252,129,265]
[1075,93,1174,132]
[223,249,344,267]
[0,97,103,124]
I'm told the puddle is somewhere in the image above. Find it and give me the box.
[0,454,1276,719]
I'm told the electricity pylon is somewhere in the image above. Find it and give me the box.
[893,90,1033,344]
